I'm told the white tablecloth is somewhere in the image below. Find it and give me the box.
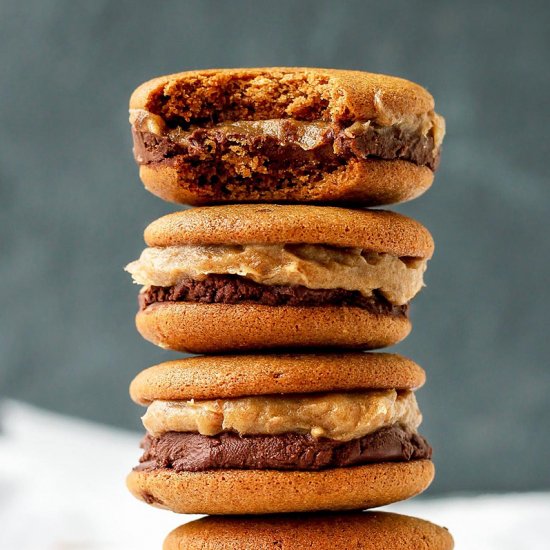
[1,400,548,549]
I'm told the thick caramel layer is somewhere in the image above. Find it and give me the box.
[142,390,422,442]
[126,244,427,306]
[130,109,445,156]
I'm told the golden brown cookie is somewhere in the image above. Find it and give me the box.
[127,461,435,515]
[130,67,444,205]
[130,352,426,404]
[136,302,411,353]
[127,205,433,353]
[127,353,433,514]
[163,511,454,549]
[143,205,434,257]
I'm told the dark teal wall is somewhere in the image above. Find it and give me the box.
[1,0,549,494]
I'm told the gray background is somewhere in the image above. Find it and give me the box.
[1,0,549,495]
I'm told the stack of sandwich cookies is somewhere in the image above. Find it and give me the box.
[125,204,434,353]
[125,67,452,547]
[127,353,433,514]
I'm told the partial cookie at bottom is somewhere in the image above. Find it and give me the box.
[163,510,454,550]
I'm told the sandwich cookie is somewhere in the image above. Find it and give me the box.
[130,67,445,205]
[163,512,454,549]
[127,353,434,514]
[126,204,434,353]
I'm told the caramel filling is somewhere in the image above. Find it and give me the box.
[142,390,421,442]
[125,244,427,306]
[130,108,445,156]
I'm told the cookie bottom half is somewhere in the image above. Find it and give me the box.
[127,460,434,514]
[139,158,433,206]
[136,302,412,353]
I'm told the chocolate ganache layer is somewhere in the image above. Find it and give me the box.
[139,274,409,316]
[132,118,440,171]
[136,425,431,472]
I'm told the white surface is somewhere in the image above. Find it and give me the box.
[0,400,548,549]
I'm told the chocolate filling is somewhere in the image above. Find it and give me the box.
[139,274,408,317]
[135,425,431,472]
[133,122,439,171]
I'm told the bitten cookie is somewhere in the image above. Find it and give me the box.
[126,204,434,353]
[127,352,434,514]
[163,512,454,549]
[130,67,445,205]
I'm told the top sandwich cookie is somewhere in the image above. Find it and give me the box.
[163,512,454,549]
[126,204,434,353]
[130,67,445,205]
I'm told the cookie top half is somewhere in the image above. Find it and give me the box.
[130,352,425,404]
[131,67,436,124]
[143,205,434,259]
